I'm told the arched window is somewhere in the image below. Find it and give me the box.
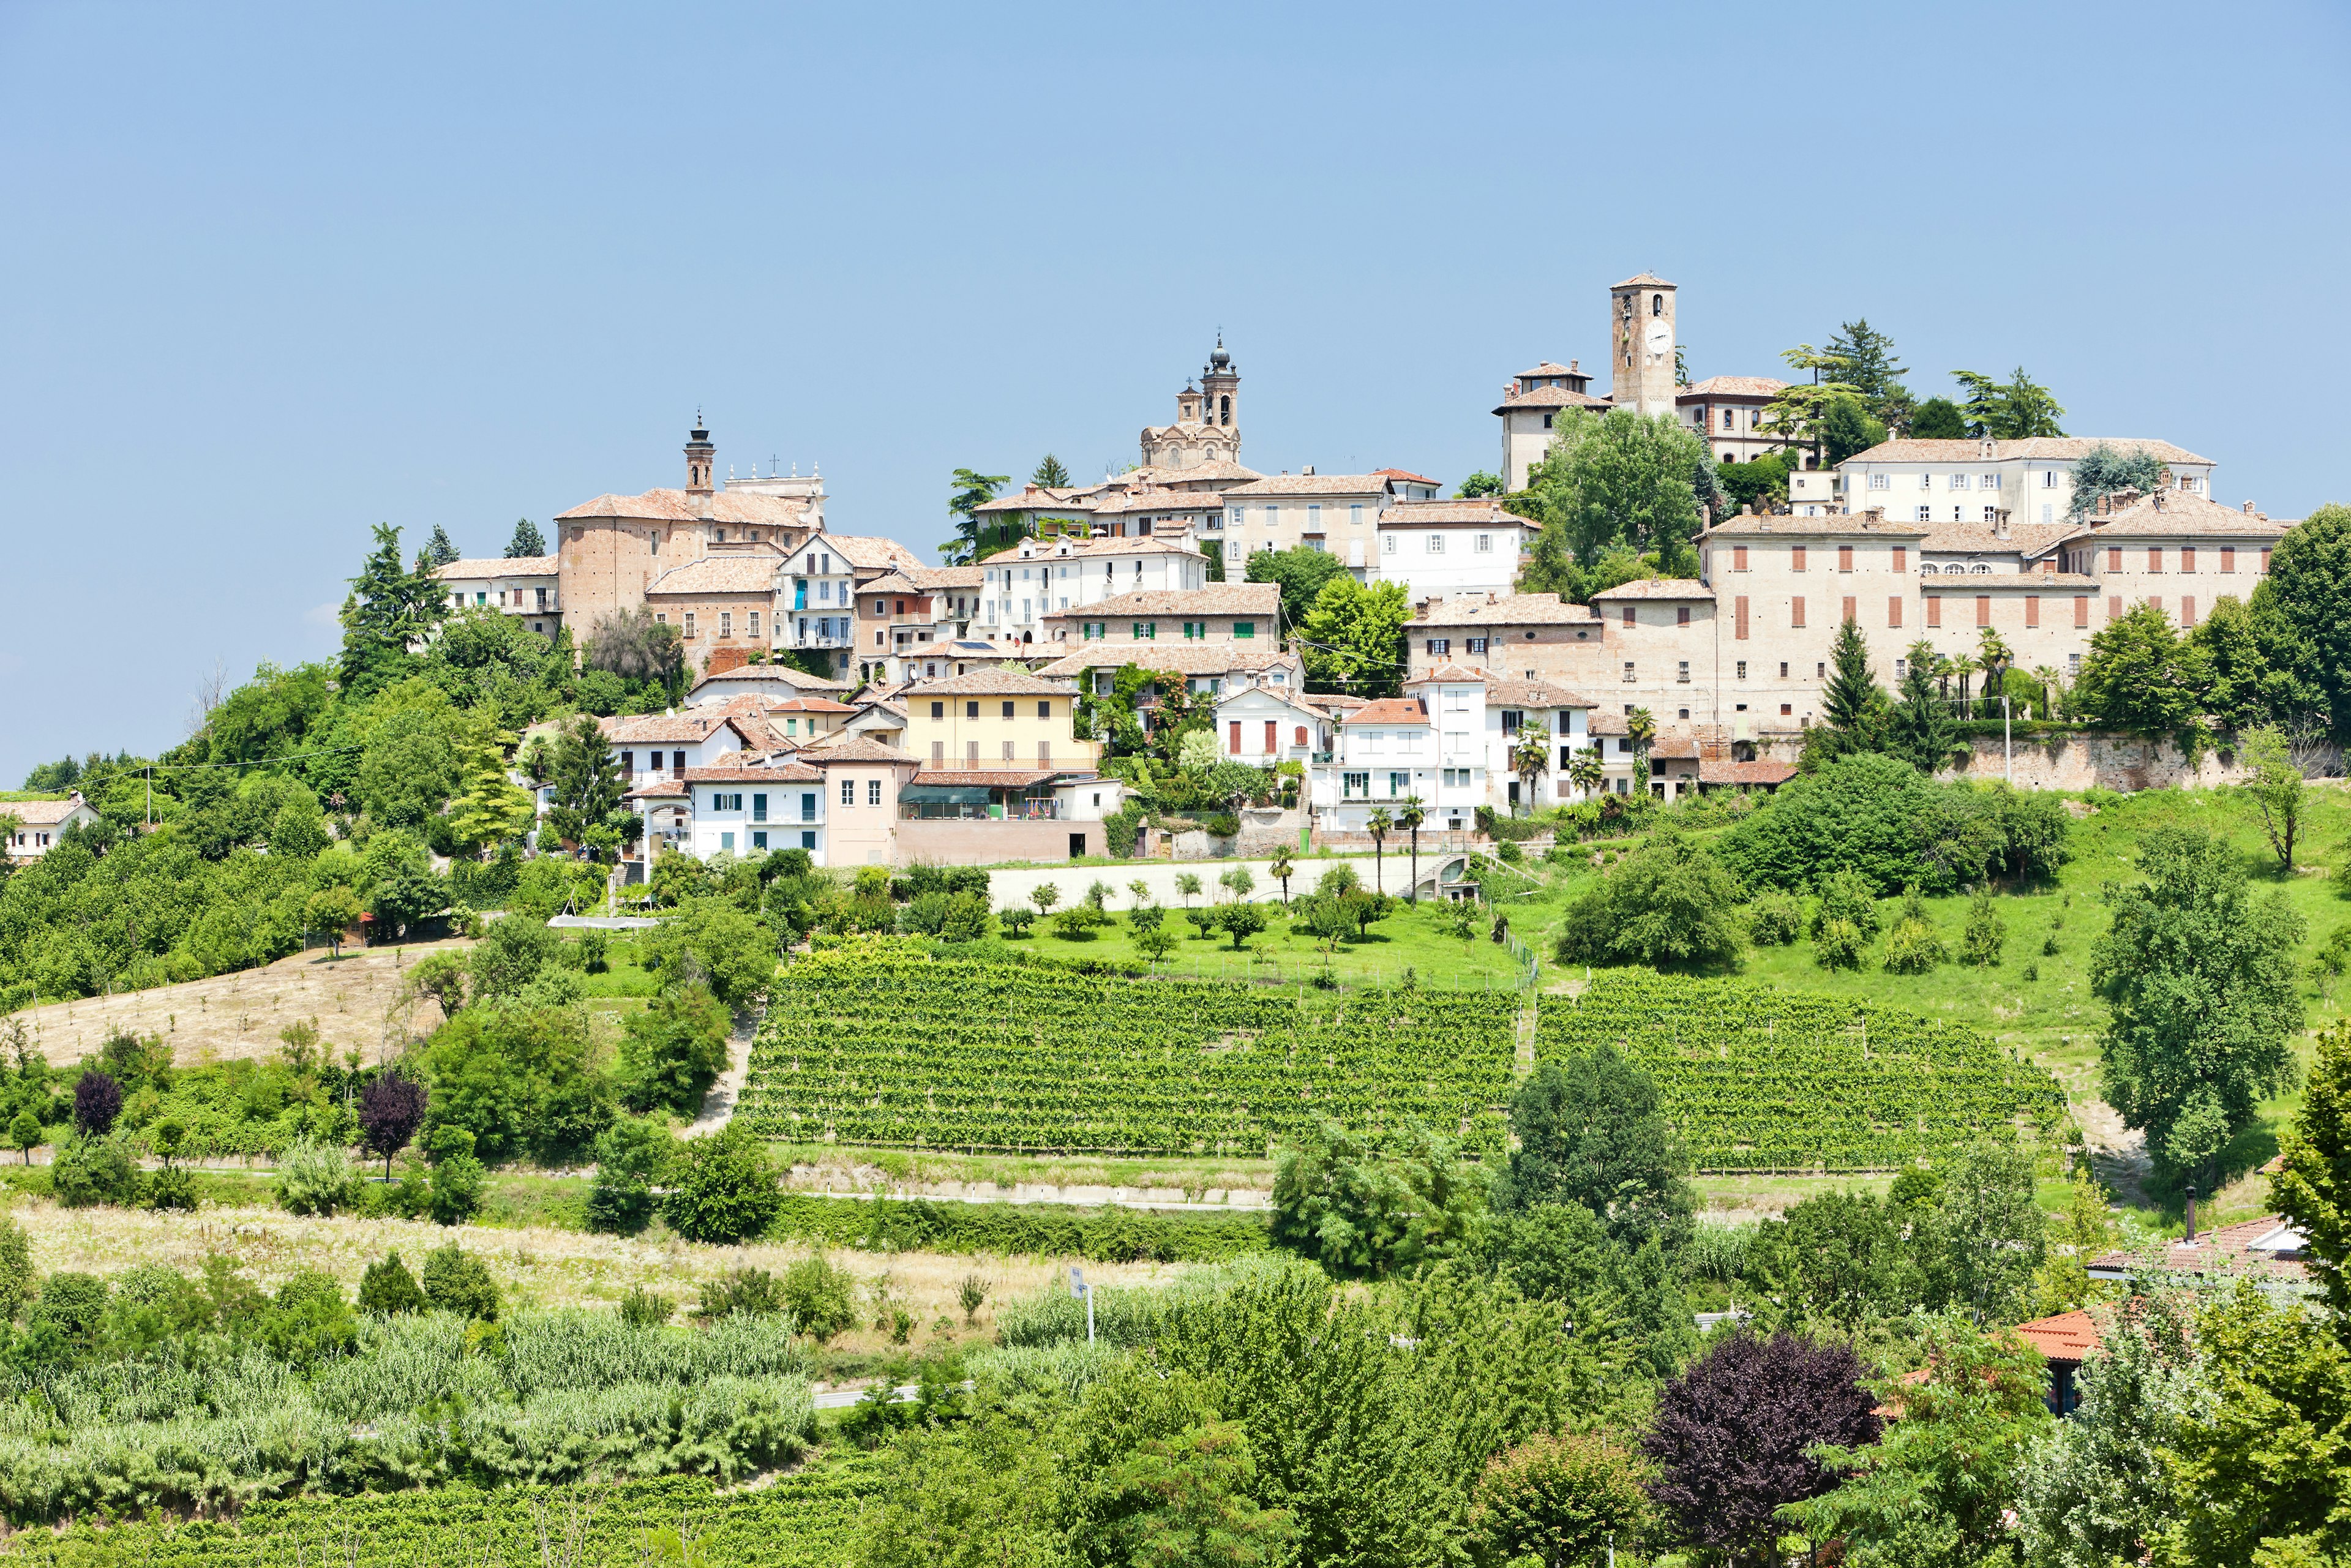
[1972,563,1991,575]
[1652,293,1664,316]
[1219,396,1231,426]
[1921,563,1939,575]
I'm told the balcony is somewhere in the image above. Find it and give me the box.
[787,633,853,650]
[898,800,1064,822]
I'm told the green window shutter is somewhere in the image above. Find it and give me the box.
[1235,621,1255,639]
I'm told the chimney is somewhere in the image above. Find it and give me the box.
[2243,500,2257,515]
[1302,465,1316,476]
[1569,359,1579,373]
[2185,1192,2199,1242]
[1980,438,1995,459]
[1740,503,1753,515]
[1994,508,2010,541]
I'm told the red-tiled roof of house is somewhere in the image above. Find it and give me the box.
[1346,697,1430,726]
[1493,383,1613,415]
[2086,1214,2308,1281]
[6,795,91,825]
[1699,759,1799,787]
[909,770,1059,787]
[1375,468,1440,486]
[1221,473,1393,498]
[798,736,921,766]
[600,713,754,746]
[1041,583,1279,620]
[1412,591,1600,627]
[436,556,558,578]
[647,557,781,595]
[556,488,816,526]
[1677,375,1788,400]
[689,664,849,694]
[678,760,822,784]
[2013,1310,2102,1364]
[1591,577,1714,601]
[1651,737,1701,760]
[1848,437,2213,467]
[1383,498,1529,527]
[1613,272,1675,288]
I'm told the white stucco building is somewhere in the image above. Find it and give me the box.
[1374,500,1535,599]
[980,535,1211,644]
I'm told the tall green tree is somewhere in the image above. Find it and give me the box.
[1243,546,1346,637]
[1818,392,1888,465]
[1456,470,1504,498]
[338,524,450,696]
[943,467,1011,565]
[1819,319,1910,426]
[504,517,546,557]
[1910,397,1966,439]
[1951,367,2065,439]
[2240,724,2308,875]
[1295,576,1409,697]
[1886,639,1958,774]
[1818,619,1885,758]
[423,525,461,567]
[1517,408,1708,572]
[2259,504,2351,739]
[2276,1018,2351,1328]
[2091,825,2306,1185]
[1498,1047,1696,1247]
[2071,602,2211,749]
[544,712,626,853]
[1030,454,1071,489]
[2188,593,2274,731]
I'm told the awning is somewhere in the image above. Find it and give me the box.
[899,784,997,805]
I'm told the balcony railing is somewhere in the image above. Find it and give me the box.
[789,634,853,650]
[899,801,1064,822]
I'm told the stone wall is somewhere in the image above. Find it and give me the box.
[1939,731,2344,791]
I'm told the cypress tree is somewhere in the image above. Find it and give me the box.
[1820,619,1883,754]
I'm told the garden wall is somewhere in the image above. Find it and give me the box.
[1939,731,2344,791]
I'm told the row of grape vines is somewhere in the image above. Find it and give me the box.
[1537,972,2066,1171]
[0,1466,876,1567]
[737,948,1520,1156]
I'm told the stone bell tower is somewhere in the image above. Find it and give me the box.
[684,415,716,498]
[1608,274,1678,416]
[1200,333,1240,437]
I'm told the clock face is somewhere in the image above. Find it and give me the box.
[1646,321,1672,353]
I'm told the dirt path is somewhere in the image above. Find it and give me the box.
[9,940,468,1068]
[2074,1095,2152,1206]
[682,1009,762,1138]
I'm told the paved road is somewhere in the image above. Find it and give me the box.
[812,1382,920,1409]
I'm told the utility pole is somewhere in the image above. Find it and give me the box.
[1068,1265,1094,1345]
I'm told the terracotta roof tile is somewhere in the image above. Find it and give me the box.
[1383,498,1529,527]
[600,713,754,746]
[1612,272,1674,288]
[1677,375,1788,400]
[1848,437,2213,466]
[1041,583,1278,620]
[1700,759,1799,787]
[1481,676,1599,708]
[909,769,1059,787]
[2012,1310,2102,1364]
[555,487,817,527]
[1700,512,1932,538]
[1087,489,1231,516]
[900,667,1081,697]
[1412,592,1600,628]
[799,736,921,766]
[6,795,91,826]
[678,760,822,783]
[1591,577,1714,601]
[435,556,557,578]
[1374,468,1440,486]
[973,486,1095,515]
[689,664,849,694]
[1345,697,1430,726]
[1221,473,1394,498]
[647,557,781,595]
[1493,384,1613,415]
[982,536,1205,564]
[1033,643,1302,679]
[2086,1214,2307,1281]
[2063,489,2295,539]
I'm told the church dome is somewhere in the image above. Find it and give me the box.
[1207,334,1231,372]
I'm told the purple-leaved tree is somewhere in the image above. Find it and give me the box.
[1641,1330,1880,1565]
[359,1073,429,1177]
[72,1070,122,1137]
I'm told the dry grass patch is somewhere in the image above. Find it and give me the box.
[4,1196,1188,1354]
[12,940,472,1068]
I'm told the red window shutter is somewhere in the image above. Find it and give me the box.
[2182,596,2197,628]
[2074,596,2088,628]
[2109,596,2123,621]
[1676,606,1690,626]
[2221,546,2236,573]
[2148,547,2163,572]
[1887,596,1902,628]
[1622,605,1635,627]
[2025,596,2039,628]
[1975,595,1990,627]
[1733,546,1748,571]
[1264,720,1277,753]
[1841,596,1856,625]
[1790,596,1806,629]
[1228,722,1242,754]
[1734,596,1749,639]
[1294,726,1308,746]
[2262,549,2272,572]
[1838,546,1854,572]
[2109,546,2123,571]
[2181,547,2195,572]
[1926,596,1941,628]
[1791,546,1807,571]
[1892,546,1907,571]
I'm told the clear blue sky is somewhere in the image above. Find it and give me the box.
[3,1,2345,784]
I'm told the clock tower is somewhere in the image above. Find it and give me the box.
[1608,274,1678,416]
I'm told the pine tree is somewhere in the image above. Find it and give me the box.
[504,517,547,557]
[423,525,460,567]
[339,523,450,695]
[1823,319,1909,424]
[1953,367,2066,440]
[1887,639,1958,775]
[1820,620,1884,753]
[1031,454,1071,489]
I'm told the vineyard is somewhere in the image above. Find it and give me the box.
[0,1465,877,1567]
[1537,972,2066,1172]
[738,946,1519,1157]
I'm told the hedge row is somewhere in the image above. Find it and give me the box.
[765,1192,1270,1262]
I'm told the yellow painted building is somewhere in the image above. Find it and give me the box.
[901,668,1099,771]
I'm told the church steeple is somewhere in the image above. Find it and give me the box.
[1200,333,1239,431]
[684,415,716,497]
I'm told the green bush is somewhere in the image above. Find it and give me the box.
[662,1125,781,1245]
[620,983,731,1117]
[1810,869,1884,942]
[358,1250,429,1315]
[1814,917,1867,971]
[1963,885,2007,967]
[778,1253,859,1342]
[50,1135,140,1209]
[1553,833,1744,973]
[1745,891,1802,946]
[420,1244,501,1321]
[696,1266,786,1322]
[277,1135,359,1217]
[587,1116,672,1236]
[1881,918,1946,975]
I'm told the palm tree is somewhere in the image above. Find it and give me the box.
[1976,627,2014,720]
[1397,796,1425,904]
[1625,707,1656,790]
[1510,724,1552,817]
[1366,806,1393,896]
[1267,846,1295,907]
[1567,745,1605,801]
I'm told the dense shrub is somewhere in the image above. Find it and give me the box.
[419,1244,501,1321]
[1745,891,1803,946]
[358,1250,430,1315]
[778,1255,860,1342]
[1722,753,2072,896]
[1554,833,1744,972]
[276,1135,359,1217]
[764,1193,1270,1263]
[50,1135,140,1209]
[619,984,731,1117]
[72,1071,122,1137]
[662,1125,781,1245]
